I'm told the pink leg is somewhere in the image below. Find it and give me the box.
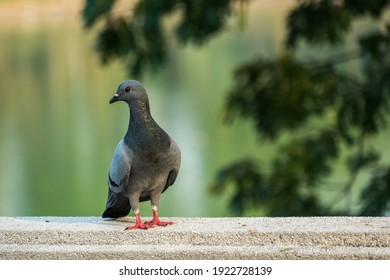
[125,213,152,230]
[146,209,174,227]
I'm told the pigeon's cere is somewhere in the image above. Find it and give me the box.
[103,80,181,230]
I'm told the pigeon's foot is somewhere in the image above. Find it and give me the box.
[145,209,175,227]
[145,219,174,227]
[125,223,151,230]
[125,213,152,230]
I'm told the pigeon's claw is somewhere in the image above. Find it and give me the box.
[125,223,150,230]
[125,213,152,230]
[145,219,174,227]
[145,209,175,227]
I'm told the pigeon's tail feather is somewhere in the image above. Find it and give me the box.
[102,189,131,218]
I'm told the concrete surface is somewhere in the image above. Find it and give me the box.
[0,216,389,259]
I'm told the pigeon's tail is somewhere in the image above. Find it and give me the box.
[102,189,131,218]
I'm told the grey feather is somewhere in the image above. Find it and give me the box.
[103,80,181,219]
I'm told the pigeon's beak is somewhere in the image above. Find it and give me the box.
[109,93,120,104]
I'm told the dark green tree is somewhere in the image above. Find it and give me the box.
[83,0,390,216]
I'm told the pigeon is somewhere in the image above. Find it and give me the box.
[102,80,181,230]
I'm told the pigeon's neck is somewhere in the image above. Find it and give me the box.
[124,100,170,150]
[129,99,152,125]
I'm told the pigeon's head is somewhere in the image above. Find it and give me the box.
[109,80,148,105]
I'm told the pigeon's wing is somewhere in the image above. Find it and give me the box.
[107,139,132,193]
[102,139,132,218]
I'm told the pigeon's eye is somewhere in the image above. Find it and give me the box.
[125,87,131,93]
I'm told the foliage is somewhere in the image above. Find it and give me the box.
[360,167,390,215]
[82,0,234,77]
[83,0,390,216]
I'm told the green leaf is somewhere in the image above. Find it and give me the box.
[286,0,352,47]
[360,167,390,216]
[82,0,117,28]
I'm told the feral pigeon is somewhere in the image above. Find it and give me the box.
[102,80,181,230]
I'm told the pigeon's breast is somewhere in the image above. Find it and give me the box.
[126,141,180,195]
[132,149,173,177]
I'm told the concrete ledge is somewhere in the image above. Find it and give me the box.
[1,217,389,259]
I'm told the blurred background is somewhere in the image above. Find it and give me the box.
[1,0,390,217]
